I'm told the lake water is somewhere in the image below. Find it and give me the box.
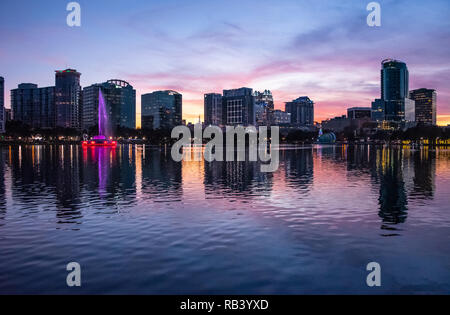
[0,144,449,294]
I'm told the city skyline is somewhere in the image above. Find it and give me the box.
[1,0,449,126]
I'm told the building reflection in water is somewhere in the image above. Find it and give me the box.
[341,144,437,232]
[365,146,436,230]
[204,160,273,199]
[281,148,313,190]
[7,145,83,223]
[0,148,5,222]
[0,144,439,230]
[375,148,408,226]
[140,147,182,203]
[412,149,436,199]
[346,145,371,173]
[200,144,276,200]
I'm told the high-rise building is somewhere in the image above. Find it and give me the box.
[404,98,416,123]
[347,107,371,120]
[409,88,437,125]
[11,83,56,128]
[222,87,255,126]
[254,101,267,126]
[380,59,410,122]
[273,110,291,125]
[371,99,385,122]
[108,80,136,130]
[372,59,416,124]
[141,90,182,130]
[40,86,57,128]
[82,80,136,131]
[81,84,100,131]
[254,90,274,126]
[381,59,409,101]
[254,90,274,106]
[55,69,82,129]
[0,76,4,133]
[285,96,314,126]
[204,93,223,126]
[11,83,38,127]
[5,108,12,122]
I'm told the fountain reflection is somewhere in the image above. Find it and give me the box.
[82,145,137,208]
[1,144,440,231]
[82,146,117,197]
[1,144,448,294]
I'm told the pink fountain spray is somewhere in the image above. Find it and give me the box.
[82,88,117,147]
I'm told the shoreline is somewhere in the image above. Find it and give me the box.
[1,141,449,148]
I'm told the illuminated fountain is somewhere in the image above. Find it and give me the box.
[83,88,117,147]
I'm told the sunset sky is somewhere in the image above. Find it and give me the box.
[1,0,449,126]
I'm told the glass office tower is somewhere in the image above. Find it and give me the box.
[55,69,82,129]
[347,107,372,120]
[83,80,136,132]
[0,77,4,133]
[204,93,223,126]
[381,59,409,121]
[254,90,274,126]
[40,87,57,128]
[285,96,314,126]
[371,99,385,122]
[222,87,255,126]
[11,83,38,127]
[409,88,437,125]
[141,90,182,130]
[11,83,56,128]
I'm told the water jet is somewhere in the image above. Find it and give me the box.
[82,88,117,147]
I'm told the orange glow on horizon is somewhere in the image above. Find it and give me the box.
[135,98,450,127]
[437,115,450,126]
